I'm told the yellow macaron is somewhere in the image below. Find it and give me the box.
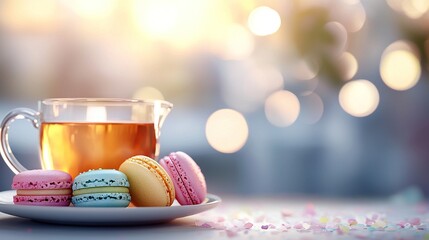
[119,155,175,207]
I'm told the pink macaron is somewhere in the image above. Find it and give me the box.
[12,169,72,206]
[159,151,207,205]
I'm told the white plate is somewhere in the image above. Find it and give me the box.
[0,190,221,226]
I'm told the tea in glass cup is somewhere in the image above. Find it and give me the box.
[0,98,172,177]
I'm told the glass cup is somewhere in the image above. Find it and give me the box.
[0,98,172,177]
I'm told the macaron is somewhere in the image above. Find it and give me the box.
[12,169,72,206]
[72,169,131,207]
[159,152,207,205]
[119,156,175,207]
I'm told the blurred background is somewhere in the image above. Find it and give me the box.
[0,0,429,198]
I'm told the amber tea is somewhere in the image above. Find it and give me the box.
[40,122,156,178]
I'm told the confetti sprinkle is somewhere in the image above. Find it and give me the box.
[281,209,293,218]
[410,218,421,226]
[348,218,357,226]
[303,203,316,216]
[193,199,429,239]
[243,222,253,229]
[319,216,329,224]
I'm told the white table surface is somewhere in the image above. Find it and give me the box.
[1,195,428,240]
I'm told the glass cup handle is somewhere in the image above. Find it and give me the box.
[0,108,40,174]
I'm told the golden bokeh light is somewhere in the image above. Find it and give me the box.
[380,50,421,91]
[331,0,366,32]
[265,90,300,127]
[301,93,324,124]
[133,87,165,100]
[403,0,429,18]
[205,109,249,154]
[339,80,379,117]
[248,6,282,36]
[386,0,429,18]
[338,52,358,80]
[383,40,419,54]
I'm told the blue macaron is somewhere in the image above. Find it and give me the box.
[72,169,131,207]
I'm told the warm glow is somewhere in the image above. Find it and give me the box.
[133,87,165,100]
[86,106,107,122]
[301,93,324,124]
[63,0,116,20]
[332,0,366,32]
[218,24,255,60]
[133,0,178,38]
[380,50,421,91]
[324,22,348,56]
[132,0,229,50]
[339,80,379,117]
[339,52,358,80]
[248,6,281,36]
[384,40,417,53]
[387,0,402,11]
[205,109,249,153]
[402,0,429,19]
[265,90,300,127]
[0,0,58,31]
[387,0,429,18]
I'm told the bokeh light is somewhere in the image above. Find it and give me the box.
[338,52,358,80]
[300,92,324,124]
[248,6,281,36]
[331,0,366,32]
[205,109,249,154]
[132,87,165,100]
[386,0,402,11]
[403,0,429,18]
[387,0,429,19]
[339,80,379,117]
[382,40,420,57]
[380,49,421,91]
[265,90,300,127]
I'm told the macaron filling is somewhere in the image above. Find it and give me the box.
[17,189,72,196]
[73,187,129,196]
